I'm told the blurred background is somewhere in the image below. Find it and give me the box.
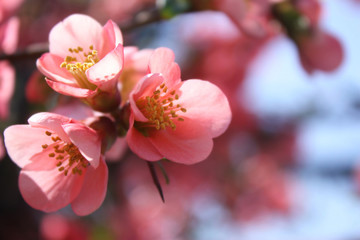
[1,0,360,239]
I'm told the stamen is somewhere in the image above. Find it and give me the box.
[42,130,90,177]
[135,83,187,132]
[60,45,99,90]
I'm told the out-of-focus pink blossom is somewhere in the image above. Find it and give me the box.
[126,48,232,164]
[178,11,241,46]
[36,14,124,112]
[87,0,155,23]
[109,156,193,240]
[0,16,19,54]
[294,0,321,25]
[25,70,52,103]
[213,0,280,38]
[4,112,108,216]
[0,0,23,22]
[0,60,15,120]
[40,214,89,240]
[297,30,344,74]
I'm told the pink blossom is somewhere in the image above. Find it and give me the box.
[0,16,20,54]
[3,112,108,216]
[88,0,155,23]
[297,30,344,73]
[36,14,124,112]
[126,48,232,164]
[40,214,89,240]
[0,0,23,21]
[0,60,15,120]
[25,70,52,103]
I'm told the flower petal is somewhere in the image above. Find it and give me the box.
[49,14,103,57]
[149,47,181,87]
[129,73,163,122]
[46,78,97,98]
[86,44,124,92]
[62,123,101,168]
[28,112,72,142]
[19,163,85,213]
[71,157,108,216]
[0,60,15,119]
[126,116,163,161]
[149,120,214,164]
[178,79,232,138]
[100,20,123,58]
[4,125,54,168]
[36,53,75,85]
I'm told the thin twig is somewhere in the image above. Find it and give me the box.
[147,161,165,203]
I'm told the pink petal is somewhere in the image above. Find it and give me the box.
[124,46,138,59]
[298,30,344,73]
[149,120,214,164]
[149,47,181,87]
[46,78,97,98]
[129,73,163,122]
[100,20,123,58]
[28,112,72,142]
[19,161,85,213]
[49,14,103,57]
[36,53,75,85]
[71,157,108,216]
[129,48,154,72]
[4,125,53,168]
[0,60,15,120]
[126,116,163,161]
[178,79,232,138]
[86,44,124,92]
[62,123,101,168]
[1,16,20,54]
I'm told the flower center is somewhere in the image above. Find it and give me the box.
[42,130,89,176]
[60,45,99,90]
[135,83,186,131]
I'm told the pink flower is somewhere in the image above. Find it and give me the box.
[36,14,124,112]
[297,30,343,73]
[3,112,108,216]
[0,60,15,120]
[0,16,20,54]
[126,48,232,164]
[25,70,52,103]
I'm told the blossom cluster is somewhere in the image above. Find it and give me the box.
[3,14,231,215]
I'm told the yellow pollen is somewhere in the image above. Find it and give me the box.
[135,83,187,132]
[60,45,99,90]
[42,130,90,176]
